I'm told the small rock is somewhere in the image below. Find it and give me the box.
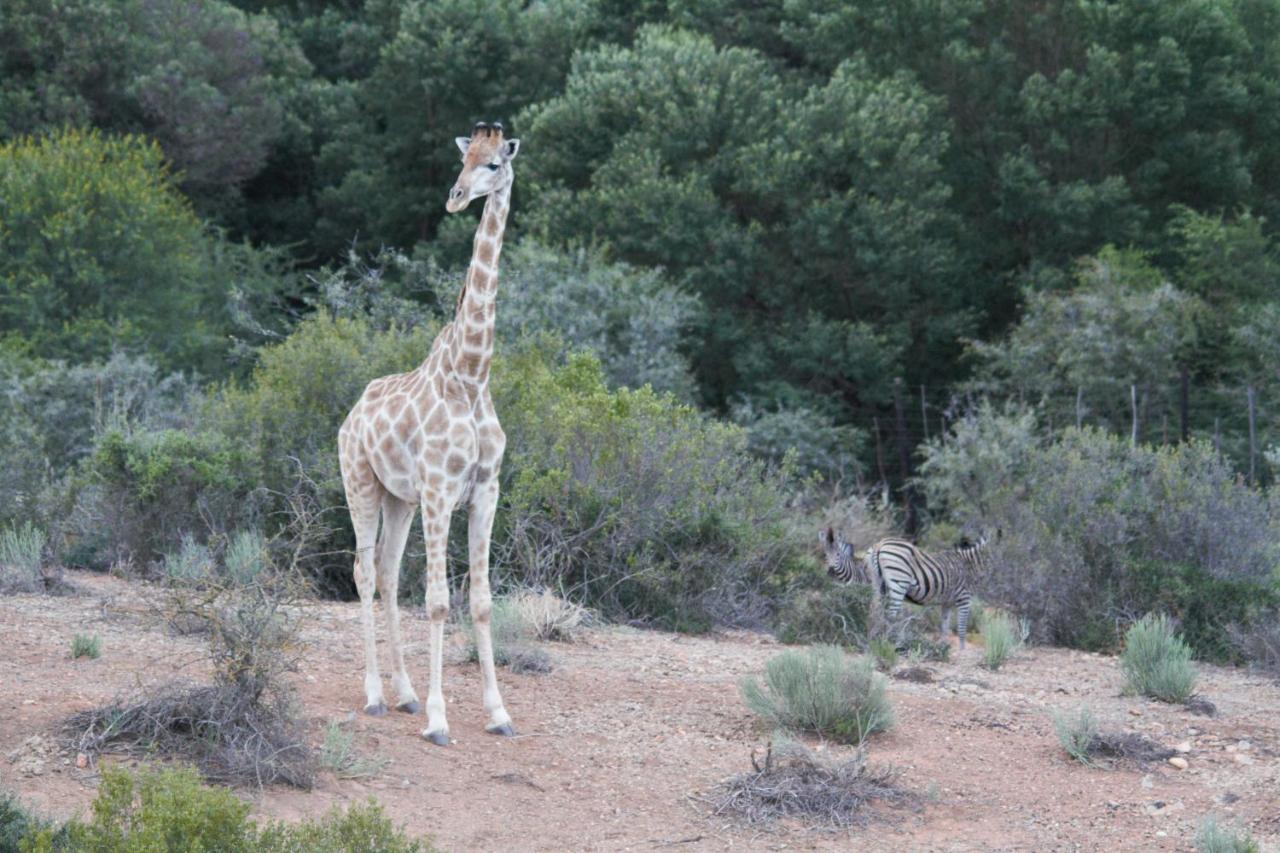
[1141,774,1155,789]
[1232,753,1254,766]
[1168,757,1188,770]
[75,753,88,769]
[1236,740,1251,751]
[1129,708,1143,716]
[1187,728,1200,736]
[1226,744,1237,752]
[1174,741,1192,754]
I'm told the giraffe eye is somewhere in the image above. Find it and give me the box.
[485,163,500,171]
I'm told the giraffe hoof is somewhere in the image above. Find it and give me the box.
[422,730,450,746]
[486,723,516,738]
[364,702,388,717]
[395,700,421,715]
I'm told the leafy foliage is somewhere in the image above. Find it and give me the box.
[17,765,428,852]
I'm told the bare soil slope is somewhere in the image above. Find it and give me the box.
[2,572,1277,851]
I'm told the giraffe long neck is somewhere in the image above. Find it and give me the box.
[450,182,511,387]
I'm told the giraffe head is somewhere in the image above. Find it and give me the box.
[446,121,520,213]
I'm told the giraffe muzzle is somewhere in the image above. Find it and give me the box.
[446,185,468,213]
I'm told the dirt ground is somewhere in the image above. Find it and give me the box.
[2,571,1278,852]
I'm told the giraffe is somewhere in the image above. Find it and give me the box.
[337,121,519,745]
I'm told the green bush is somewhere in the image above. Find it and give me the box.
[461,596,551,675]
[67,429,256,569]
[982,612,1022,671]
[741,646,893,744]
[1052,706,1098,767]
[773,582,875,647]
[162,535,217,587]
[1195,818,1260,853]
[1121,615,1198,703]
[210,313,439,595]
[318,721,386,780]
[19,765,428,852]
[1,790,60,851]
[71,634,100,660]
[0,522,44,593]
[495,342,811,631]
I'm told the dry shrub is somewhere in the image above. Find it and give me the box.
[511,588,591,642]
[892,666,935,683]
[1053,706,1175,768]
[704,738,910,830]
[64,575,314,788]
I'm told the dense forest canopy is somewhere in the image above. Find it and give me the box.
[3,0,1280,494]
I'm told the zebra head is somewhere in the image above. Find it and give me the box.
[820,526,858,583]
[956,528,1000,568]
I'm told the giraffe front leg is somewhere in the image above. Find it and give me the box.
[420,497,451,745]
[469,478,514,736]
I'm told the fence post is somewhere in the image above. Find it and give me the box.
[920,384,929,443]
[892,378,918,536]
[873,416,888,488]
[1179,367,1189,443]
[1130,384,1138,447]
[1248,386,1257,485]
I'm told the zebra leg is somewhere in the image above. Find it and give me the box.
[956,599,971,650]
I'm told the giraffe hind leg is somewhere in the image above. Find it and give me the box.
[343,455,387,716]
[376,494,419,714]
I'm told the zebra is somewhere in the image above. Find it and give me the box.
[820,527,995,649]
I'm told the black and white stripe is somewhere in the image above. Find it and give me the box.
[821,527,993,649]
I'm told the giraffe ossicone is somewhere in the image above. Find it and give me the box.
[338,121,521,745]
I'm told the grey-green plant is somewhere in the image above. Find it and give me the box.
[319,721,387,780]
[741,646,893,744]
[1121,614,1198,703]
[0,522,44,593]
[224,530,268,586]
[982,612,1022,671]
[462,595,551,674]
[163,534,216,586]
[71,634,101,660]
[1195,817,1261,853]
[868,637,898,673]
[1052,706,1099,767]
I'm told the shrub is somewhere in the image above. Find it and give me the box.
[1053,706,1098,766]
[495,342,811,631]
[67,428,257,570]
[704,737,908,829]
[71,634,100,660]
[982,612,1022,671]
[1195,818,1261,853]
[869,638,898,673]
[731,401,866,485]
[0,791,61,851]
[1121,615,1198,703]
[0,522,44,593]
[210,313,439,595]
[462,596,552,674]
[20,765,428,852]
[66,574,314,788]
[162,535,217,587]
[319,721,386,780]
[919,412,1278,656]
[1052,705,1176,768]
[224,530,268,587]
[741,646,893,744]
[773,581,874,647]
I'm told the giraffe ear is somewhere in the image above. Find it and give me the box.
[455,137,471,155]
[502,139,520,161]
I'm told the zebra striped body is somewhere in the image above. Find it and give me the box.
[821,527,991,649]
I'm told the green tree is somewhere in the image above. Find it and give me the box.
[0,129,285,373]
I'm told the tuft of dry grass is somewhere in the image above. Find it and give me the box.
[510,588,591,642]
[1053,706,1175,768]
[703,738,911,830]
